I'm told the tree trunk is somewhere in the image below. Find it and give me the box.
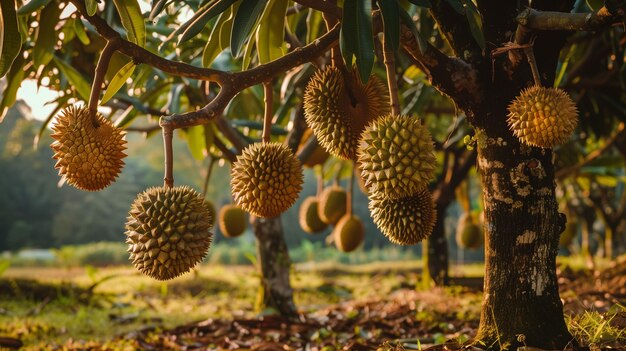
[251,216,298,318]
[426,200,450,286]
[473,112,572,348]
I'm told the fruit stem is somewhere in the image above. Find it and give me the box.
[162,125,174,188]
[382,35,401,116]
[348,162,354,216]
[202,157,217,197]
[89,41,119,127]
[523,46,542,87]
[262,81,273,143]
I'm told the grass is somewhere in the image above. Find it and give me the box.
[566,305,626,348]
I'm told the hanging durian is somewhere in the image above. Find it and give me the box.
[50,105,127,191]
[507,86,578,148]
[455,213,483,250]
[230,142,303,218]
[368,189,436,245]
[333,214,365,252]
[299,196,328,234]
[219,204,247,238]
[358,114,436,199]
[318,185,347,225]
[125,186,213,280]
[304,66,389,160]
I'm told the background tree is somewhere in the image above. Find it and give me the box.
[1,0,625,349]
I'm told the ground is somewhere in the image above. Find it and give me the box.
[0,257,624,350]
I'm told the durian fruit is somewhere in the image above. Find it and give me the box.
[297,129,330,168]
[299,196,328,234]
[125,186,213,280]
[559,220,578,248]
[219,204,247,238]
[358,114,436,199]
[304,66,389,160]
[333,214,365,252]
[507,86,578,148]
[318,185,347,225]
[368,189,436,245]
[231,142,303,218]
[50,105,127,191]
[455,213,483,250]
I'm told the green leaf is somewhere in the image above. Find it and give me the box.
[35,96,68,147]
[0,0,22,78]
[378,0,400,52]
[0,54,24,122]
[17,0,51,15]
[113,0,146,47]
[306,8,324,44]
[407,0,431,7]
[230,0,266,57]
[463,0,485,50]
[241,29,255,70]
[256,0,288,64]
[73,18,90,45]
[186,125,206,160]
[149,0,168,21]
[101,61,136,105]
[33,2,61,69]
[341,0,374,82]
[53,56,92,101]
[586,0,603,11]
[85,0,98,16]
[0,260,10,278]
[202,8,230,67]
[177,0,238,45]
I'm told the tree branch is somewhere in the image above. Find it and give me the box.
[400,25,482,114]
[517,6,625,31]
[159,25,340,129]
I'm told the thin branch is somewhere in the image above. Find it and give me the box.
[162,125,174,187]
[214,115,248,153]
[213,136,238,163]
[400,25,483,114]
[262,81,273,143]
[70,0,228,83]
[382,36,400,116]
[523,46,542,86]
[89,41,119,123]
[517,7,625,31]
[160,25,341,129]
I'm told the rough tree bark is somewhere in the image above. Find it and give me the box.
[471,93,572,348]
[251,216,298,318]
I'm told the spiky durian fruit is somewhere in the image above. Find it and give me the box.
[358,114,436,199]
[304,66,389,160]
[231,142,303,218]
[218,204,247,238]
[507,86,578,148]
[333,214,364,252]
[299,196,328,234]
[559,220,578,248]
[125,186,213,280]
[298,129,330,168]
[368,189,436,245]
[318,186,347,225]
[50,105,126,191]
[455,213,483,250]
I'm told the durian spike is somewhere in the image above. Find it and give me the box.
[163,125,174,188]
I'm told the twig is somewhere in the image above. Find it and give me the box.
[382,35,400,116]
[162,125,174,187]
[202,157,216,197]
[523,45,542,86]
[262,81,273,143]
[88,41,118,126]
[517,7,626,31]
